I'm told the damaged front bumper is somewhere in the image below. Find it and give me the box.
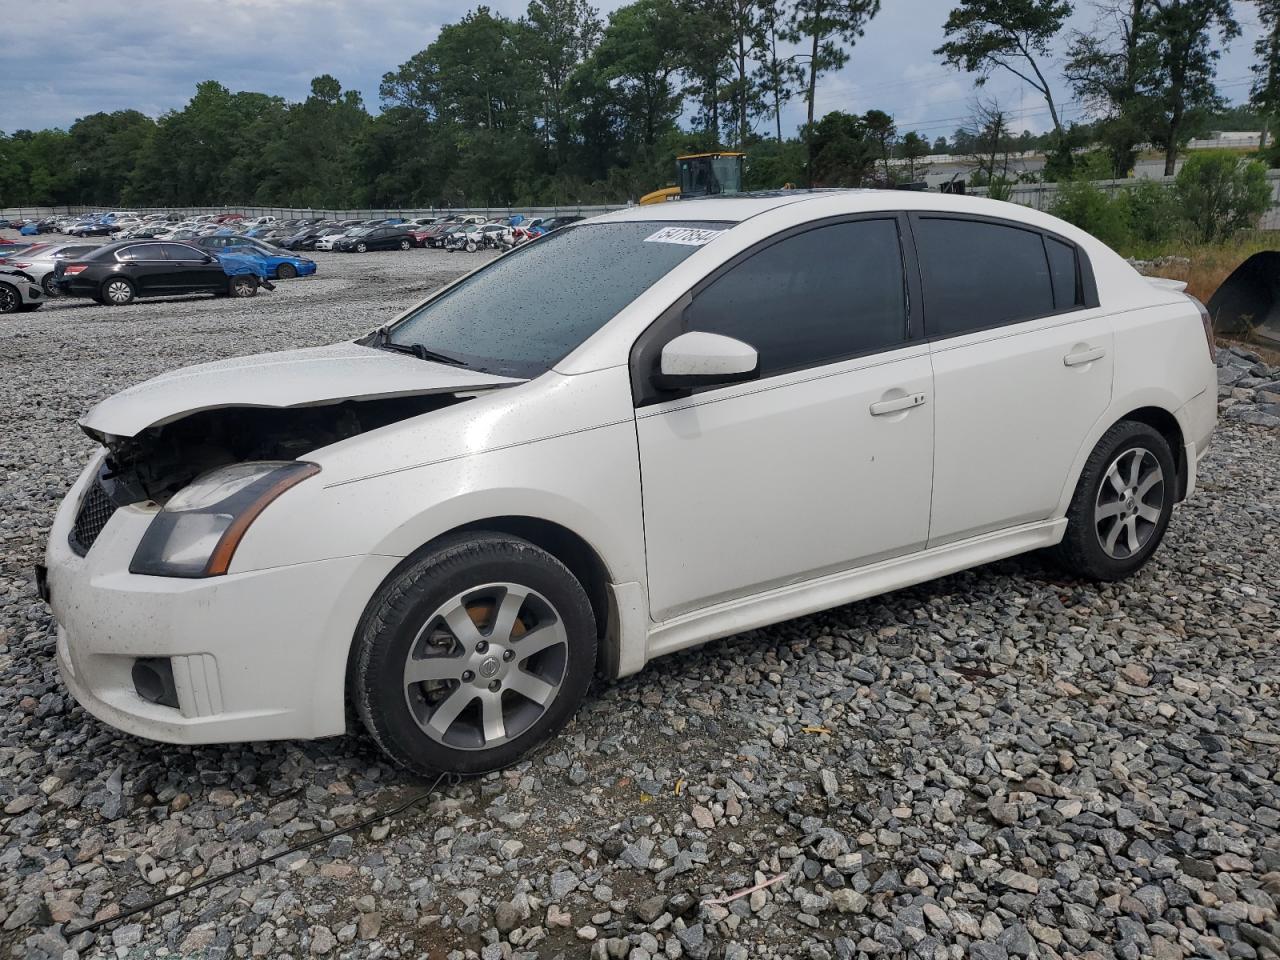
[45,457,399,744]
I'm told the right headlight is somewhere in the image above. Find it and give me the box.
[130,461,319,578]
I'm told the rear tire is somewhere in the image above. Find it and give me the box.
[353,533,596,777]
[275,263,297,280]
[101,278,135,306]
[1053,420,1177,581]
[42,275,60,297]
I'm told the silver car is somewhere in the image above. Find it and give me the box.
[0,266,46,313]
[7,242,100,297]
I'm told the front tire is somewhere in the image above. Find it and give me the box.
[229,275,258,298]
[0,282,18,314]
[399,239,411,250]
[355,242,368,253]
[275,262,297,280]
[353,534,596,777]
[1053,421,1176,581]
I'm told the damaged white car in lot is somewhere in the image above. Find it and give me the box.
[43,192,1217,775]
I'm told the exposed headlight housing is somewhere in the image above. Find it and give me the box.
[130,461,319,578]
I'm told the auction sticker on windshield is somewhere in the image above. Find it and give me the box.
[643,227,726,246]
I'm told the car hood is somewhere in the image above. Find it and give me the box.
[80,341,524,438]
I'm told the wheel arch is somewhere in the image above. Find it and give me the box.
[347,515,621,697]
[1056,397,1190,517]
[1117,405,1187,501]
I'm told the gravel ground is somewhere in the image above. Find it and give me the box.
[2,236,1279,960]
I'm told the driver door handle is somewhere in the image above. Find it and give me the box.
[869,392,927,416]
[1064,346,1106,366]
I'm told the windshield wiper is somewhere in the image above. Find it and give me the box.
[365,325,469,367]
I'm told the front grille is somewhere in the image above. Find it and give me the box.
[70,477,118,556]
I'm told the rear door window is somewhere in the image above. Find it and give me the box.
[1045,236,1082,309]
[913,217,1054,338]
[159,243,202,261]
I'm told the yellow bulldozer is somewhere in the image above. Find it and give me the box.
[639,151,746,205]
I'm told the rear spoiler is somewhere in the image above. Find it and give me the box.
[1146,277,1188,293]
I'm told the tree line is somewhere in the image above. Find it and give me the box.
[1,0,1273,209]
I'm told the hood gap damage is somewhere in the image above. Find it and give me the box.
[89,394,468,507]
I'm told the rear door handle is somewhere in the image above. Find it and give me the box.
[1064,346,1106,366]
[869,392,927,416]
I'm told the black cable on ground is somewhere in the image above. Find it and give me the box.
[63,771,452,940]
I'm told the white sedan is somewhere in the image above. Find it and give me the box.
[44,192,1216,775]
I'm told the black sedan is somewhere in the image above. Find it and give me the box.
[54,241,257,305]
[279,224,340,251]
[333,225,413,252]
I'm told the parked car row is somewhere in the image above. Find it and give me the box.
[0,235,310,311]
[5,210,589,254]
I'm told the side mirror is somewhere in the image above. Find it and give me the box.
[652,331,759,391]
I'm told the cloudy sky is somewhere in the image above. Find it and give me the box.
[6,0,1266,140]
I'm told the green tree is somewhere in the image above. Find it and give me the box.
[862,108,896,179]
[524,0,602,161]
[787,0,882,185]
[676,0,735,144]
[754,0,803,141]
[897,130,930,179]
[1065,0,1153,178]
[68,111,155,204]
[719,0,770,148]
[1139,0,1238,176]
[1175,150,1271,241]
[1252,0,1280,149]
[809,110,877,185]
[935,0,1073,138]
[259,76,369,207]
[591,0,684,150]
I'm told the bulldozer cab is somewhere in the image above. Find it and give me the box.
[638,151,746,205]
[677,152,744,198]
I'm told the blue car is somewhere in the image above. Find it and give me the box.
[193,236,317,279]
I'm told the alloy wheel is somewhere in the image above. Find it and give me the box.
[105,280,132,304]
[0,284,17,313]
[1094,447,1164,560]
[402,582,569,751]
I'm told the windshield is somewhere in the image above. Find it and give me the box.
[388,220,730,378]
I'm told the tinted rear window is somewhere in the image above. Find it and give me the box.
[914,217,1054,338]
[390,221,729,378]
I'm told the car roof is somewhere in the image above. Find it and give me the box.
[589,193,832,224]
[587,189,1073,226]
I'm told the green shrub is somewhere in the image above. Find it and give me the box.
[1175,151,1272,243]
[1049,178,1130,248]
[1118,179,1184,246]
[985,175,1015,201]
